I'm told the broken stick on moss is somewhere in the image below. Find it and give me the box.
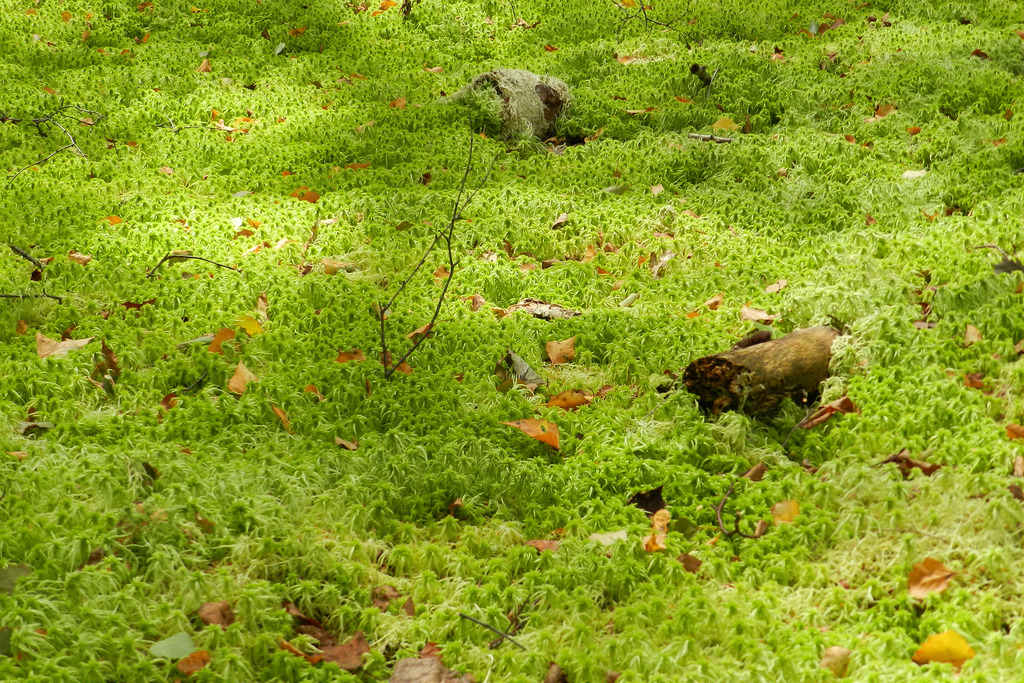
[683,326,840,415]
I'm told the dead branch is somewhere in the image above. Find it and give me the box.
[147,253,241,278]
[458,612,526,651]
[9,245,45,270]
[0,291,63,302]
[3,103,102,188]
[714,481,766,539]
[377,135,495,380]
[688,133,733,143]
[614,0,694,41]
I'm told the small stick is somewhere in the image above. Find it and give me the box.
[6,144,76,188]
[458,612,526,651]
[0,291,63,302]
[182,371,208,395]
[147,253,240,278]
[9,245,45,270]
[688,133,733,144]
[714,480,763,539]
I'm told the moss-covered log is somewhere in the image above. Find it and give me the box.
[683,326,840,415]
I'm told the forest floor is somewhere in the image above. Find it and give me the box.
[1,1,1022,682]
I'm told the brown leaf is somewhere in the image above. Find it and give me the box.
[878,449,942,477]
[703,293,724,310]
[820,646,851,677]
[1006,423,1024,440]
[432,265,450,282]
[16,320,28,335]
[420,642,442,659]
[864,102,896,122]
[271,405,291,433]
[800,395,860,429]
[543,44,558,52]
[1012,455,1024,478]
[208,328,235,354]
[908,558,958,599]
[389,97,407,109]
[771,500,799,523]
[36,332,92,358]
[279,638,322,665]
[912,630,975,670]
[344,162,371,170]
[740,305,776,323]
[550,212,570,230]
[765,278,787,293]
[68,250,93,265]
[372,585,399,609]
[227,361,257,394]
[545,337,576,364]
[963,324,981,347]
[677,553,702,573]
[319,632,370,671]
[963,372,984,389]
[650,184,664,195]
[423,65,444,73]
[198,601,235,628]
[336,348,365,363]
[650,250,674,279]
[742,462,767,482]
[503,419,559,449]
[465,293,485,311]
[196,58,212,73]
[158,166,174,175]
[545,389,593,411]
[401,597,415,616]
[970,48,989,60]
[526,539,560,552]
[177,650,211,675]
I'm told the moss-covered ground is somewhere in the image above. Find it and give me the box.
[1,0,1022,681]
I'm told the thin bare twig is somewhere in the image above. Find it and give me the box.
[4,103,103,188]
[0,291,63,302]
[8,245,44,270]
[714,480,764,539]
[379,136,495,379]
[688,133,733,143]
[459,612,526,651]
[183,371,208,395]
[147,253,241,278]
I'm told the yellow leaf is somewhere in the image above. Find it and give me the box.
[236,314,263,336]
[712,117,741,132]
[227,361,257,394]
[771,499,799,523]
[545,390,593,411]
[621,0,636,6]
[912,630,975,670]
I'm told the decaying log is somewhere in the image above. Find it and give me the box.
[683,326,840,415]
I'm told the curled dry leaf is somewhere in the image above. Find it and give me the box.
[432,265,450,282]
[912,630,974,670]
[820,646,851,678]
[336,348,365,363]
[496,349,545,392]
[465,293,485,311]
[503,418,559,450]
[227,361,257,394]
[198,601,235,628]
[908,558,958,599]
[800,395,860,429]
[196,58,212,73]
[36,333,93,359]
[546,389,592,411]
[546,337,576,364]
[335,437,358,450]
[177,650,211,675]
[703,293,724,310]
[237,314,263,336]
[878,449,942,477]
[1007,423,1024,440]
[550,212,570,230]
[771,500,799,524]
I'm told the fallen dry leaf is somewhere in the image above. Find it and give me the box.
[740,305,776,323]
[742,462,767,482]
[864,102,896,123]
[505,299,580,320]
[319,631,370,671]
[546,337,576,364]
[271,405,291,433]
[16,320,28,335]
[36,332,92,359]
[589,529,628,545]
[335,437,358,450]
[208,328,235,354]
[432,265,450,282]
[545,389,592,411]
[650,250,675,279]
[465,293,485,311]
[643,508,671,551]
[1013,455,1024,478]
[198,601,235,628]
[963,324,981,347]
[1007,423,1024,440]
[771,500,799,524]
[677,553,702,573]
[196,59,212,73]
[68,250,92,265]
[820,646,851,678]
[526,539,560,552]
[712,117,741,132]
[908,558,958,599]
[177,650,211,675]
[389,97,407,109]
[650,184,664,195]
[503,418,559,450]
[550,212,570,230]
[336,348,365,363]
[800,395,860,429]
[765,278,788,293]
[237,314,263,336]
[227,361,257,394]
[912,630,974,670]
[878,449,942,478]
[703,293,724,310]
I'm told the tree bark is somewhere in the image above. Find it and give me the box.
[683,326,840,415]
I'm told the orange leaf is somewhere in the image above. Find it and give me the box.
[304,384,325,401]
[545,337,576,364]
[336,348,365,363]
[227,361,257,394]
[61,11,72,22]
[176,650,211,675]
[771,499,799,523]
[100,215,123,225]
[345,162,371,170]
[1007,423,1024,440]
[543,44,558,52]
[16,320,28,335]
[970,48,989,60]
[674,96,691,103]
[912,630,975,670]
[545,389,592,411]
[906,126,921,135]
[208,328,235,354]
[288,26,307,35]
[800,395,859,429]
[908,558,958,599]
[433,265,450,282]
[526,539,560,552]
[389,97,407,109]
[271,404,291,433]
[503,419,559,450]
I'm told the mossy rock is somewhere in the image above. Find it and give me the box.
[448,69,571,139]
